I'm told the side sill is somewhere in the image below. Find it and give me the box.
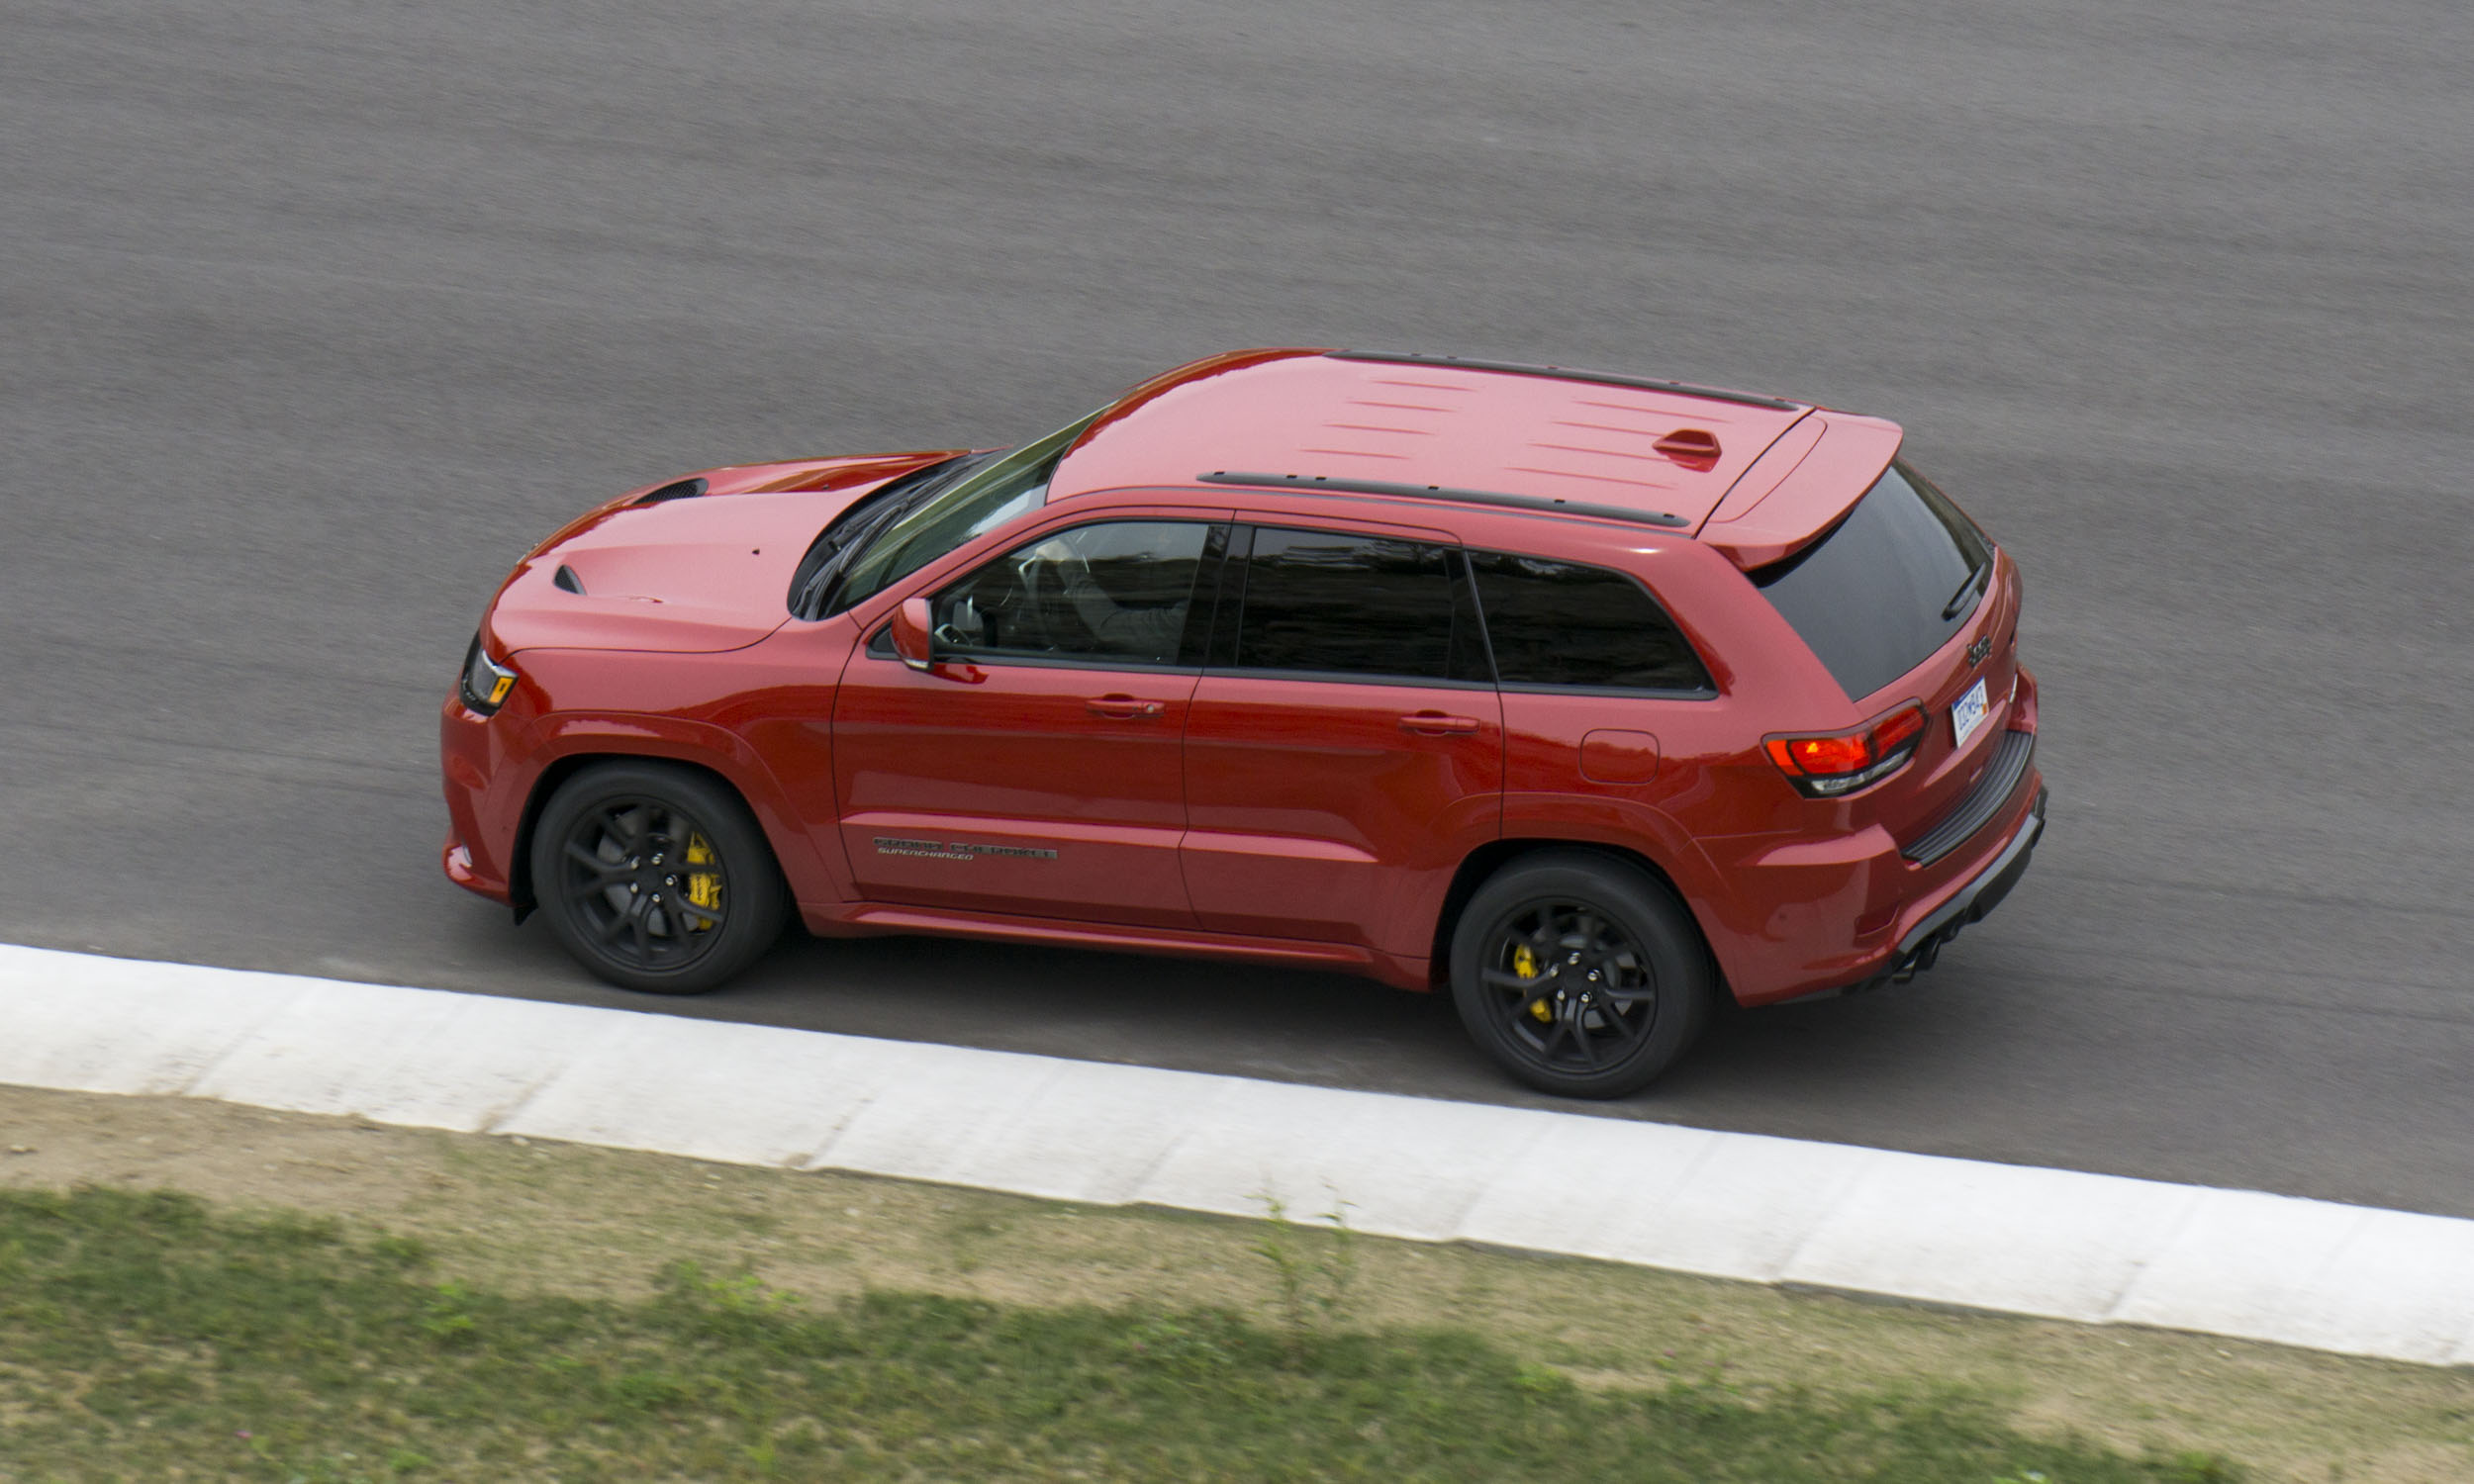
[806,901,1432,990]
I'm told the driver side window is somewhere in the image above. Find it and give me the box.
[931,520,1218,668]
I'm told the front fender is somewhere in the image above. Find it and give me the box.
[514,710,845,911]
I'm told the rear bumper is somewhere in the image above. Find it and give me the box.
[1897,784,2045,958]
[1762,780,2046,1006]
[1724,706,2046,1006]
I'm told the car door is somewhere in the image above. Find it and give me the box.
[831,519,1226,929]
[1181,521,1502,953]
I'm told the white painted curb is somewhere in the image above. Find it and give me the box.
[4,944,2468,1365]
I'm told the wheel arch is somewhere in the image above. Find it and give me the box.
[509,751,776,923]
[1429,837,1730,997]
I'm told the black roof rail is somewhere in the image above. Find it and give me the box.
[1195,471,1690,529]
[1327,349,1800,413]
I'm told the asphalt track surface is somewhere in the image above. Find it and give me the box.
[5,2,2468,1215]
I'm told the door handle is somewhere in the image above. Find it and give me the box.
[1399,711,1480,735]
[1088,695,1166,719]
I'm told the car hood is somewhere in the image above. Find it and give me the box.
[486,451,963,655]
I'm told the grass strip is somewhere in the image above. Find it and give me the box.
[0,1185,2238,1483]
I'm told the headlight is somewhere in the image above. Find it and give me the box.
[460,634,519,715]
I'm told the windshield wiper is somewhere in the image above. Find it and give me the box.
[798,506,904,617]
[793,454,985,619]
[1941,561,1990,621]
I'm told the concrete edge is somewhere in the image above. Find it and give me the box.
[5,943,2468,1366]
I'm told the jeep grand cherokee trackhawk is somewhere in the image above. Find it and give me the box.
[440,349,2046,1097]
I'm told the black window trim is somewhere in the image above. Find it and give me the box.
[1202,667,1499,693]
[1497,680,1718,701]
[1185,522,1241,670]
[861,520,1725,700]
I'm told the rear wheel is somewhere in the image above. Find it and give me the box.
[530,762,787,994]
[1448,851,1712,1098]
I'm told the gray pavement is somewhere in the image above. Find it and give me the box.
[4,0,2469,1213]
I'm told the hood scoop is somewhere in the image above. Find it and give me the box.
[495,469,917,655]
[634,476,708,505]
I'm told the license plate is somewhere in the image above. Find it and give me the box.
[1951,677,1990,748]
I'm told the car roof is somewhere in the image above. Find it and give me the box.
[1051,348,1820,532]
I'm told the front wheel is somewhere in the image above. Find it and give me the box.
[529,761,788,994]
[1448,851,1713,1098]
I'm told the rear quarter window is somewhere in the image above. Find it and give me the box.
[1469,551,1713,694]
[1751,461,1990,701]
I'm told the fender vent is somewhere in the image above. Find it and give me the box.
[552,564,586,595]
[635,477,708,505]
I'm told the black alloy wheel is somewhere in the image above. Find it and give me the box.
[530,762,788,994]
[1449,851,1712,1098]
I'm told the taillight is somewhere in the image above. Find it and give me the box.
[1765,704,1927,797]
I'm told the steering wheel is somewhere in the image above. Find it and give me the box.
[1011,548,1097,652]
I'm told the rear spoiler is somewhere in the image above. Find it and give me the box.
[1695,412,1904,571]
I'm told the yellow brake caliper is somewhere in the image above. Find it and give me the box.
[684,832,721,928]
[1512,945,1552,1022]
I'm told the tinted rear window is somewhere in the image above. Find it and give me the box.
[1752,461,1991,700]
[1469,551,1712,694]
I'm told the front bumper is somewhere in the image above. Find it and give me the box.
[439,694,519,903]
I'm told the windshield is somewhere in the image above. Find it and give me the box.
[1751,460,1992,701]
[824,410,1101,615]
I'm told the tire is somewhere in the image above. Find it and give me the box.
[529,761,788,995]
[1448,850,1713,1099]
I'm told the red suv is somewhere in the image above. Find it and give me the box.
[441,349,2044,1097]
